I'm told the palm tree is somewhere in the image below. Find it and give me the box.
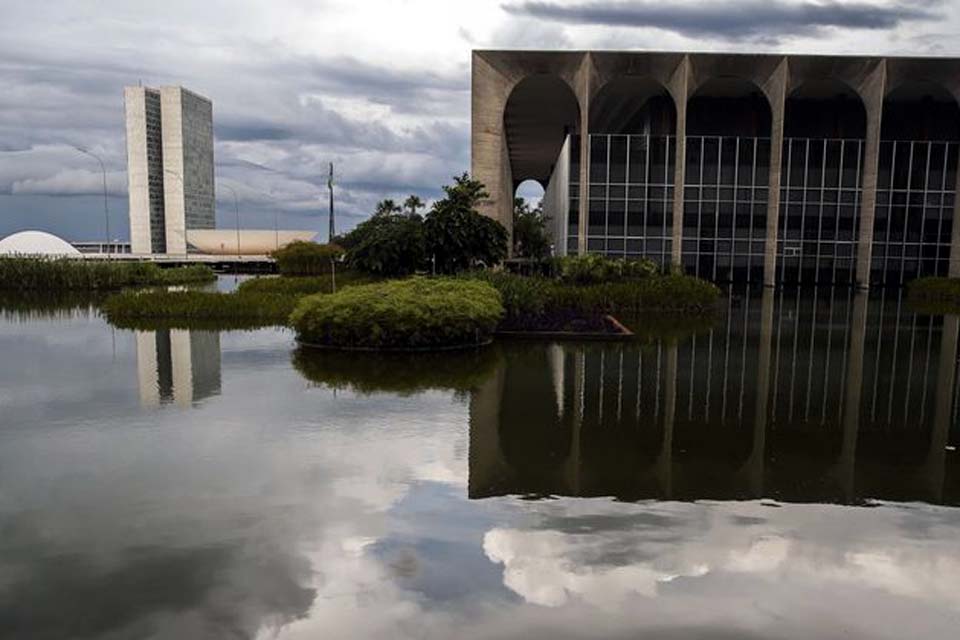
[403,195,425,216]
[374,199,401,216]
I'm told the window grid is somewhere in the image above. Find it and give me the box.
[873,140,958,285]
[778,138,865,285]
[582,134,676,267]
[682,135,771,282]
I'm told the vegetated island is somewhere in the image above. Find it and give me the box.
[99,174,721,348]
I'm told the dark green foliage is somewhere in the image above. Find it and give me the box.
[552,254,659,284]
[906,277,960,314]
[270,241,344,276]
[424,174,508,273]
[0,258,214,290]
[290,277,504,349]
[291,345,500,395]
[465,271,720,327]
[236,271,373,296]
[344,212,427,276]
[513,197,551,260]
[101,290,299,330]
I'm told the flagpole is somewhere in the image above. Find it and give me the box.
[328,162,335,241]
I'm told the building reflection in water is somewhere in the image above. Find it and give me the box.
[135,329,222,408]
[469,288,960,505]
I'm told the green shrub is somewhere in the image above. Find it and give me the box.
[291,277,504,349]
[292,345,500,395]
[0,258,215,290]
[271,241,344,276]
[552,254,659,284]
[101,289,298,330]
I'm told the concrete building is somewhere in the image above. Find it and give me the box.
[471,51,960,286]
[125,85,215,255]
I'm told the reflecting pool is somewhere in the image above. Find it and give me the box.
[1,286,959,639]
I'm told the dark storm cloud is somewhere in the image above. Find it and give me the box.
[503,0,943,40]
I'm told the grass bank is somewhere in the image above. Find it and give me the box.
[101,290,299,330]
[466,271,720,331]
[0,258,215,290]
[291,277,503,349]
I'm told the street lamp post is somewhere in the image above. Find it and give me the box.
[73,146,110,251]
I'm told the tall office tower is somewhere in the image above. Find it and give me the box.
[124,86,215,254]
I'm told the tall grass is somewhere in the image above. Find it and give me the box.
[465,271,720,328]
[236,271,374,296]
[0,258,215,290]
[101,290,298,330]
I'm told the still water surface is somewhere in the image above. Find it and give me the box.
[1,284,959,639]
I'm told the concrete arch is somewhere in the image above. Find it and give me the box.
[503,74,582,189]
[588,75,677,135]
[882,80,960,141]
[687,76,773,137]
[785,78,867,139]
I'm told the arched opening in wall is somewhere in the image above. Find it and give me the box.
[504,76,580,256]
[513,179,549,258]
[876,82,960,284]
[685,78,772,282]
[586,77,677,265]
[780,80,868,285]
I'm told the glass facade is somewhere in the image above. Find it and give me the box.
[872,140,959,285]
[562,133,958,285]
[575,134,676,266]
[682,136,770,282]
[778,138,864,285]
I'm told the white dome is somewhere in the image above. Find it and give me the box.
[0,230,82,256]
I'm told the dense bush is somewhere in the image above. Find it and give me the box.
[271,241,344,276]
[552,254,659,284]
[101,290,299,330]
[291,345,500,395]
[424,174,508,273]
[291,277,504,349]
[0,258,214,290]
[343,213,426,276]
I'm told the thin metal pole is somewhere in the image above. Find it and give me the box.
[73,146,110,248]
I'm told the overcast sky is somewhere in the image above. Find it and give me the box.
[1,0,958,242]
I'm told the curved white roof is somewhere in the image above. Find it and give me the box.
[0,230,82,256]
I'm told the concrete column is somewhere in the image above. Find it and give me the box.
[742,288,775,495]
[668,57,690,271]
[924,314,959,501]
[467,348,508,499]
[854,62,887,289]
[839,290,868,502]
[577,56,593,255]
[470,53,515,237]
[655,343,678,499]
[762,60,789,287]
